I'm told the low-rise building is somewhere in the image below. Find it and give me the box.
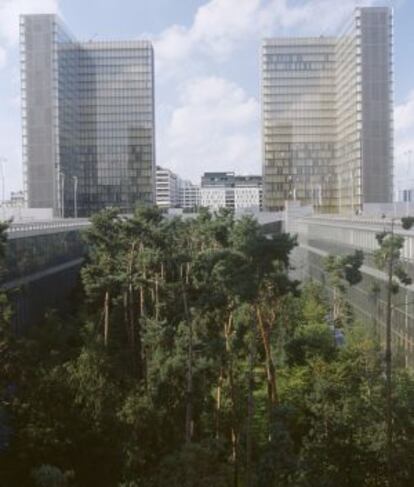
[179,180,201,210]
[156,166,201,211]
[200,172,262,211]
[234,176,262,210]
[156,166,180,209]
[2,191,25,208]
[397,188,414,204]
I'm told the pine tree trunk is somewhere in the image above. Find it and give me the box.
[385,225,395,487]
[123,289,137,376]
[246,319,255,487]
[155,274,160,321]
[123,290,129,340]
[225,312,239,487]
[256,306,278,406]
[215,368,223,439]
[186,262,190,285]
[129,283,138,376]
[231,427,238,487]
[104,291,110,347]
[181,275,193,443]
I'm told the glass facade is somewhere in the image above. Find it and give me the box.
[20,15,58,210]
[262,7,393,213]
[262,37,337,211]
[20,15,155,217]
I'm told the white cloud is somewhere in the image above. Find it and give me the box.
[156,0,382,179]
[155,0,379,77]
[0,0,59,197]
[395,90,414,134]
[394,91,414,183]
[155,0,261,74]
[0,46,5,67]
[0,0,406,195]
[158,76,260,182]
[0,0,59,46]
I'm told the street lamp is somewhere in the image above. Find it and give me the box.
[59,171,65,218]
[310,180,314,208]
[73,176,78,218]
[338,173,342,213]
[317,184,322,208]
[287,175,296,201]
[323,173,335,213]
[350,169,355,219]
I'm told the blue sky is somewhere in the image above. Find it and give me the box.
[0,0,413,197]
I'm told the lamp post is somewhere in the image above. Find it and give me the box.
[323,174,333,213]
[338,173,342,213]
[59,171,65,218]
[287,175,296,202]
[351,169,355,219]
[73,176,78,218]
[310,180,315,209]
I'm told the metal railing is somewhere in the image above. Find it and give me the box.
[7,219,91,238]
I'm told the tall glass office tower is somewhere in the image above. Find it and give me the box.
[20,14,155,217]
[262,7,393,212]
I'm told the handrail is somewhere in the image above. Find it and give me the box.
[301,215,414,234]
[6,219,91,236]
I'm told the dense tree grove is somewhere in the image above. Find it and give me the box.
[1,208,414,486]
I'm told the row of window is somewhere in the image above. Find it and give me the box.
[264,126,337,134]
[266,142,335,150]
[78,132,154,139]
[262,73,335,81]
[78,92,152,99]
[263,62,334,71]
[264,54,333,62]
[264,166,336,176]
[265,154,335,163]
[262,97,335,104]
[263,45,336,52]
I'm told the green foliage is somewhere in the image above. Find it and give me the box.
[285,323,337,367]
[301,281,328,326]
[324,249,364,288]
[31,465,74,487]
[1,209,414,487]
[324,250,364,327]
[342,249,364,285]
[375,233,404,268]
[0,219,10,258]
[256,407,297,487]
[145,442,233,487]
[375,228,412,290]
[401,216,414,230]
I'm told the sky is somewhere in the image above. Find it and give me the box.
[0,0,413,197]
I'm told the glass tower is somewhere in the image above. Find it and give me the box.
[20,14,155,217]
[262,7,393,212]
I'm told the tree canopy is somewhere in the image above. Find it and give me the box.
[0,209,413,487]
